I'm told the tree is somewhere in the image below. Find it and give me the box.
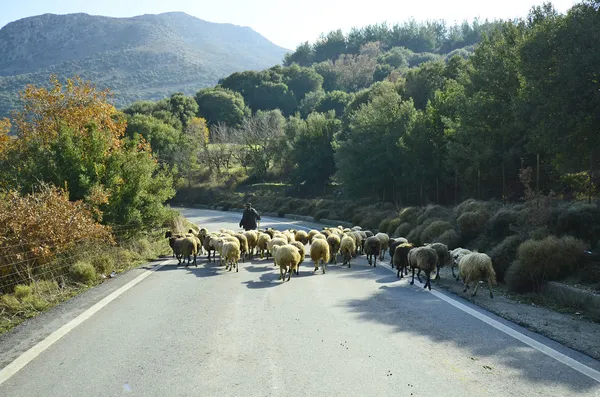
[283,42,314,67]
[404,60,447,110]
[168,93,198,129]
[315,91,352,117]
[313,29,347,63]
[125,114,180,166]
[194,88,247,127]
[314,61,342,92]
[288,112,340,194]
[197,123,236,176]
[0,118,11,158]
[282,64,323,101]
[334,89,417,199]
[298,90,326,118]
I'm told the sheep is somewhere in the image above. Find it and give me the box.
[234,233,249,262]
[267,237,288,265]
[326,234,341,264]
[340,235,356,268]
[175,236,199,267]
[427,242,452,280]
[290,241,306,275]
[265,228,276,239]
[244,230,258,259]
[312,233,327,241]
[393,243,414,278]
[294,230,309,245]
[351,226,362,231]
[375,233,390,261]
[282,230,295,243]
[364,236,382,267]
[310,239,330,274]
[458,253,496,298]
[217,236,239,266]
[222,242,241,272]
[364,230,374,238]
[257,233,272,259]
[451,248,472,280]
[322,229,332,238]
[352,232,364,256]
[203,234,218,263]
[273,244,303,282]
[165,230,185,258]
[407,246,437,290]
[307,229,320,243]
[388,237,408,265]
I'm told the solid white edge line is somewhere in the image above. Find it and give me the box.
[378,262,600,383]
[0,260,170,387]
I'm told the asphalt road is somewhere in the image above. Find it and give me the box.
[1,208,600,396]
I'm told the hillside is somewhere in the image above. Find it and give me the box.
[0,12,289,117]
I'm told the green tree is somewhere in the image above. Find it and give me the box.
[282,64,324,101]
[404,60,447,110]
[168,93,199,129]
[125,114,180,166]
[194,87,247,127]
[315,90,352,117]
[283,41,314,66]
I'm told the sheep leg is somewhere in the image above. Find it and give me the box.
[313,262,318,272]
[236,261,239,272]
[410,267,415,285]
[488,279,494,299]
[472,282,480,297]
[279,267,284,281]
[463,281,469,293]
[435,267,440,280]
[322,259,326,274]
[287,267,292,281]
[416,269,423,283]
[425,272,432,290]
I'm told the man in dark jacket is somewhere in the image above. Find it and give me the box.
[239,203,261,231]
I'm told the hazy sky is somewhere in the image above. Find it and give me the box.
[0,0,578,50]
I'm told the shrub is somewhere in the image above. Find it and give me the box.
[21,294,49,311]
[0,295,21,311]
[457,211,488,239]
[277,208,287,217]
[378,218,393,234]
[398,207,420,224]
[507,235,586,292]
[421,221,453,243]
[489,235,525,282]
[416,205,451,225]
[407,218,439,246]
[69,261,98,284]
[554,203,600,248]
[314,209,330,222]
[530,226,550,240]
[486,209,521,241]
[33,280,60,295]
[435,229,460,249]
[394,223,412,238]
[90,252,117,276]
[13,285,33,300]
[454,199,493,218]
[505,261,531,293]
[387,218,403,235]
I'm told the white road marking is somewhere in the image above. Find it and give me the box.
[0,260,170,386]
[377,261,600,383]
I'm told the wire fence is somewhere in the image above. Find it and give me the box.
[0,224,168,295]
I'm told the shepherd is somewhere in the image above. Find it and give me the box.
[239,203,261,231]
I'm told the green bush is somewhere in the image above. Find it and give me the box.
[530,226,550,240]
[407,218,440,246]
[90,253,117,276]
[378,217,393,234]
[33,280,60,295]
[457,211,488,239]
[69,261,98,285]
[314,209,330,222]
[398,207,420,224]
[506,235,586,292]
[21,294,49,311]
[505,261,531,293]
[13,285,33,300]
[0,295,21,311]
[435,229,460,249]
[554,203,600,248]
[489,235,525,282]
[387,218,403,235]
[486,209,521,241]
[416,205,451,225]
[394,222,412,238]
[454,199,493,218]
[277,208,287,217]
[421,221,453,243]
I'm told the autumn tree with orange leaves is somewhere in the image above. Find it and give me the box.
[0,76,175,227]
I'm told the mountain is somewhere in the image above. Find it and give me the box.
[0,12,289,117]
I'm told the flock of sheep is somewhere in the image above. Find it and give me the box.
[164,225,497,298]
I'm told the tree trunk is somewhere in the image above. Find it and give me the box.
[420,181,423,205]
[436,177,439,204]
[502,161,506,203]
[536,153,540,209]
[454,169,458,205]
[477,168,481,199]
[589,151,593,204]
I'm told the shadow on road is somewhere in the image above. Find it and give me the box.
[340,283,599,392]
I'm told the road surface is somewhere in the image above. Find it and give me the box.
[1,208,599,396]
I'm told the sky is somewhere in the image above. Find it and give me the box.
[0,0,579,50]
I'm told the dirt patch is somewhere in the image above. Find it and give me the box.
[432,267,600,361]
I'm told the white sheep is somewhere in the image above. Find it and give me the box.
[326,234,341,264]
[273,244,303,282]
[408,246,437,290]
[375,232,390,261]
[427,242,451,280]
[244,230,258,259]
[458,253,496,298]
[222,242,241,272]
[294,230,309,245]
[267,237,288,265]
[310,239,330,274]
[340,235,356,268]
[257,233,272,259]
[451,248,472,280]
[290,241,306,275]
